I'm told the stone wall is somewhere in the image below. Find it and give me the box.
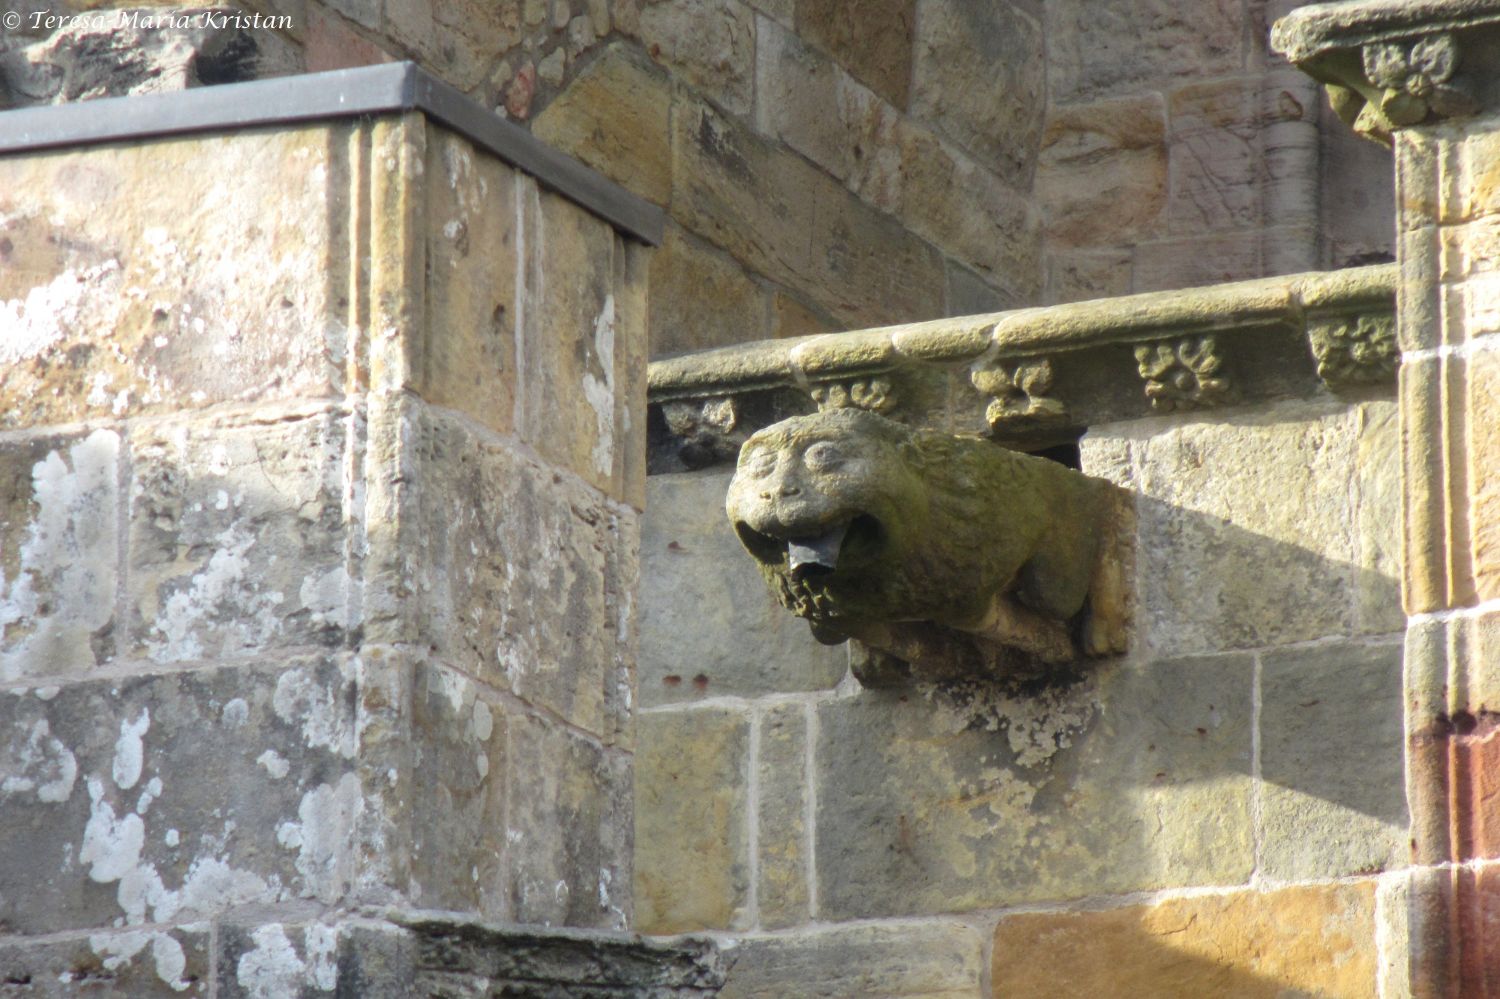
[1,0,1396,356]
[0,107,652,993]
[636,285,1408,994]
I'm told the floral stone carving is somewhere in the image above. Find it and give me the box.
[809,377,896,414]
[1134,335,1231,412]
[971,357,1068,433]
[1308,312,1397,387]
[724,409,1129,687]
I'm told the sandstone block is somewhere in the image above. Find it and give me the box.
[520,183,629,496]
[1130,232,1264,292]
[1132,400,1360,656]
[418,129,518,436]
[1258,641,1407,880]
[1045,248,1134,304]
[911,0,1045,189]
[0,655,365,934]
[613,238,651,512]
[216,918,366,998]
[0,126,346,429]
[771,291,833,340]
[0,925,212,997]
[756,702,810,929]
[1037,96,1167,248]
[1167,79,1260,232]
[991,882,1378,996]
[639,470,848,706]
[814,654,1253,917]
[408,660,508,914]
[632,0,754,116]
[1355,401,1404,635]
[648,224,768,356]
[401,407,620,737]
[794,0,913,109]
[0,427,119,682]
[126,408,350,665]
[507,710,628,929]
[1047,0,1245,103]
[718,921,983,998]
[671,96,945,329]
[634,707,750,933]
[533,42,673,206]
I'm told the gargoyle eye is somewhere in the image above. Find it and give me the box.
[743,450,777,476]
[803,441,844,471]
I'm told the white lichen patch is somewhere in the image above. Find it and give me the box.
[0,260,121,365]
[275,773,361,902]
[112,708,150,790]
[88,929,191,992]
[297,565,349,628]
[923,675,1101,769]
[145,524,286,663]
[80,778,146,885]
[257,749,291,779]
[0,717,78,803]
[582,293,616,477]
[235,924,304,999]
[272,666,354,757]
[0,429,120,681]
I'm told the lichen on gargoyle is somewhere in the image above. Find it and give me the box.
[725,409,1129,687]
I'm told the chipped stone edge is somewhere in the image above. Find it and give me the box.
[1271,0,1500,65]
[648,265,1396,460]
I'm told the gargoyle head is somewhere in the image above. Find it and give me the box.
[724,409,930,637]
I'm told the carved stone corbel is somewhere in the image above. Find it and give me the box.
[971,357,1069,433]
[1308,312,1398,388]
[660,395,746,466]
[1133,335,1232,412]
[808,376,896,414]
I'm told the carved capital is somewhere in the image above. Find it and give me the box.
[1308,312,1398,388]
[1134,335,1232,412]
[971,357,1069,433]
[808,376,896,414]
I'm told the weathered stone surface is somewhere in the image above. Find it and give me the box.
[1355,401,1404,635]
[1045,248,1133,304]
[127,407,350,665]
[649,225,768,356]
[1128,400,1365,656]
[631,0,754,116]
[0,126,346,429]
[520,182,630,496]
[533,42,673,206]
[910,0,1045,189]
[1132,232,1267,293]
[635,707,751,933]
[1047,0,1245,103]
[1167,79,1261,232]
[1037,96,1167,248]
[0,6,293,108]
[718,922,983,998]
[304,6,396,73]
[419,129,518,436]
[991,882,1379,996]
[507,710,628,929]
[794,0,913,109]
[400,406,623,738]
[944,260,1011,316]
[408,660,508,915]
[1469,341,1500,604]
[671,95,945,330]
[216,919,354,998]
[1259,640,1406,881]
[0,427,119,682]
[0,656,365,934]
[771,291,832,340]
[756,702,809,929]
[0,924,212,996]
[754,21,901,213]
[640,470,848,705]
[895,122,1041,300]
[814,654,1253,917]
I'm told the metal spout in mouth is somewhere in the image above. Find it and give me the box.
[787,523,849,581]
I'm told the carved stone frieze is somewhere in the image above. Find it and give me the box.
[808,376,896,414]
[971,357,1068,432]
[1134,335,1232,412]
[1308,312,1398,388]
[724,409,1129,686]
[660,395,748,467]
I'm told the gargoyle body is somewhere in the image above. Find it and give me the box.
[724,409,1128,686]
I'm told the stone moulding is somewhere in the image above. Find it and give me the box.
[1271,0,1500,144]
[648,264,1397,469]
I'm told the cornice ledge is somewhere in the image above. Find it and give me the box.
[1272,0,1500,144]
[647,265,1397,469]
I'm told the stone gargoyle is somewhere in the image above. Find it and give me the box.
[725,409,1129,687]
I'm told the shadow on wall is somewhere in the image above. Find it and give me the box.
[636,396,1406,970]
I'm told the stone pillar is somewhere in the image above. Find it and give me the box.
[1275,4,1500,993]
[0,67,724,995]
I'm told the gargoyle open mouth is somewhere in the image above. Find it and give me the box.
[733,514,883,581]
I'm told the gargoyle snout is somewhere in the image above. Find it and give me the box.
[758,467,804,501]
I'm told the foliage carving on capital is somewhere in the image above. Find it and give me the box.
[1308,312,1398,388]
[808,376,896,414]
[971,357,1069,433]
[1134,335,1232,412]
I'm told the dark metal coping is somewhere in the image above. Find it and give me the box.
[0,61,664,245]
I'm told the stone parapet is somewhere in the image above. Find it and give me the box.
[648,264,1396,467]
